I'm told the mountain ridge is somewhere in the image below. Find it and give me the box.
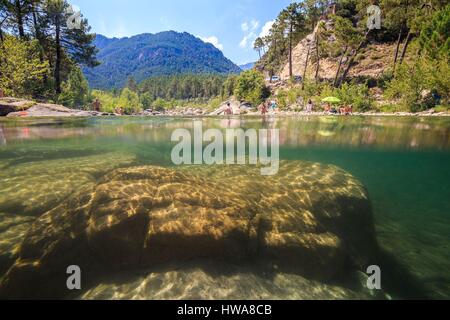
[83,31,241,89]
[239,62,255,71]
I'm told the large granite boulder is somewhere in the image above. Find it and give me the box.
[0,97,112,117]
[0,98,36,116]
[6,103,97,117]
[0,213,35,276]
[0,161,379,299]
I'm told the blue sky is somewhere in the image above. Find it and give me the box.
[71,0,293,65]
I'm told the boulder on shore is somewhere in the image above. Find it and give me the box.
[0,161,379,299]
[0,97,113,117]
[0,98,36,116]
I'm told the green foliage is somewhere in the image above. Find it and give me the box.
[58,67,90,108]
[233,70,269,106]
[276,87,303,110]
[139,74,226,101]
[286,79,374,111]
[84,32,241,89]
[418,5,450,61]
[126,76,138,92]
[151,98,170,111]
[333,82,374,111]
[386,57,450,112]
[117,88,142,114]
[253,37,264,58]
[91,90,118,113]
[0,36,49,98]
[92,87,143,114]
[222,74,238,98]
[0,0,98,99]
[140,92,154,110]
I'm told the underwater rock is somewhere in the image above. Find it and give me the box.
[0,152,136,216]
[0,161,378,299]
[0,213,35,277]
[81,260,376,300]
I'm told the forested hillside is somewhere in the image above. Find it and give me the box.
[84,32,241,90]
[0,0,97,106]
[252,0,449,112]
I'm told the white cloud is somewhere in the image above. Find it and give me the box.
[239,19,260,49]
[259,20,275,38]
[199,36,224,51]
[239,35,249,48]
[251,20,260,31]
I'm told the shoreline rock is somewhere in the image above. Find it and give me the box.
[1,97,116,117]
[2,97,448,118]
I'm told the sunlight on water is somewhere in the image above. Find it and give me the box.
[0,116,449,299]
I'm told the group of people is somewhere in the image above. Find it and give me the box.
[258,100,278,115]
[255,99,353,116]
[323,103,353,115]
[307,100,353,115]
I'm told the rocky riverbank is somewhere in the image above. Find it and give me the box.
[0,98,114,117]
[1,97,448,118]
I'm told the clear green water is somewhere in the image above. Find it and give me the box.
[0,116,449,299]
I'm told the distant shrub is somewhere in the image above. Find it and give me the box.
[234,70,270,106]
[385,57,450,112]
[91,90,117,113]
[117,88,143,114]
[336,82,374,111]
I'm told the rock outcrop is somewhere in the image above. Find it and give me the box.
[0,161,378,299]
[0,98,36,116]
[0,97,113,117]
[7,103,108,117]
[278,19,398,81]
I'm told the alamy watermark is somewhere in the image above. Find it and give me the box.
[65,4,82,30]
[367,265,382,290]
[367,5,382,30]
[171,121,280,176]
[66,265,81,290]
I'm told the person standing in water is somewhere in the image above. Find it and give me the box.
[260,101,268,115]
[92,99,101,112]
[225,103,233,115]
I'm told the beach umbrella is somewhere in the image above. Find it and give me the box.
[322,96,341,104]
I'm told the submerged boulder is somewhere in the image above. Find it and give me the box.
[0,152,137,216]
[81,260,378,300]
[0,161,378,299]
[0,213,35,277]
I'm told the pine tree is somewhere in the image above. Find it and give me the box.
[117,87,142,114]
[253,37,264,59]
[280,3,307,78]
[58,66,89,108]
[2,0,33,39]
[126,76,138,92]
[42,0,98,94]
[0,35,49,97]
